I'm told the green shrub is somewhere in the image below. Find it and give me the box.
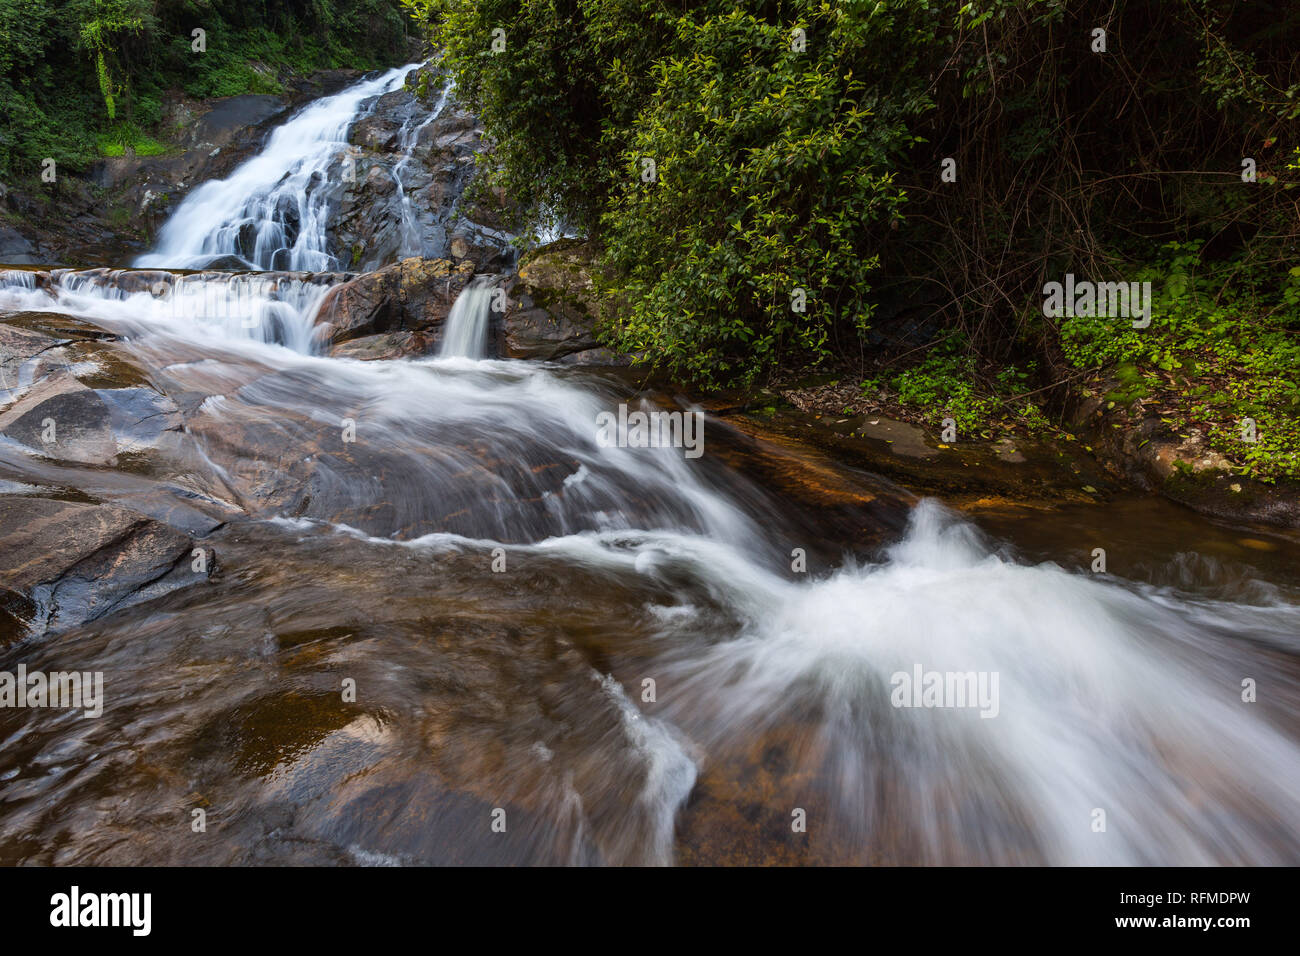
[410,0,1300,397]
[0,0,411,180]
[1060,241,1300,480]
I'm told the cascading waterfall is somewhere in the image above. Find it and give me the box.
[1,67,1298,867]
[393,78,453,261]
[135,64,422,272]
[438,279,496,359]
[0,268,336,353]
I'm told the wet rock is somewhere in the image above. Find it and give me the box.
[350,91,408,150]
[499,298,598,361]
[554,347,632,368]
[315,257,474,345]
[333,82,515,272]
[1069,389,1300,527]
[3,311,114,343]
[285,68,365,100]
[855,418,939,458]
[330,330,434,361]
[0,374,117,465]
[189,95,289,152]
[97,387,183,452]
[993,438,1027,463]
[447,222,515,273]
[0,324,63,400]
[0,224,41,265]
[363,165,397,198]
[711,398,1119,512]
[694,411,916,558]
[0,497,211,637]
[500,241,610,360]
[203,255,252,271]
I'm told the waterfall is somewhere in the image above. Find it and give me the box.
[3,69,1299,868]
[0,268,337,353]
[439,280,495,359]
[135,64,421,272]
[393,78,453,260]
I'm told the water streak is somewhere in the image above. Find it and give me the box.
[136,65,421,271]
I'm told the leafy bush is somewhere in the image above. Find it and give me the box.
[411,0,1300,396]
[0,0,411,179]
[1060,241,1300,480]
[418,0,935,385]
[596,6,919,385]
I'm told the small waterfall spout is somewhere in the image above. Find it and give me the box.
[439,279,496,359]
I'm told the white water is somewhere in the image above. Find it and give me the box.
[3,70,1299,866]
[438,279,495,359]
[5,259,1300,862]
[136,64,421,272]
[571,501,1300,864]
[0,268,334,354]
[272,487,1300,864]
[393,78,453,261]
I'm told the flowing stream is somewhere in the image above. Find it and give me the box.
[0,69,1298,866]
[136,64,422,272]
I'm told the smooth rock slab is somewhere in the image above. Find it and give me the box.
[0,374,117,465]
[0,497,210,638]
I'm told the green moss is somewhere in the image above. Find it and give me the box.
[1060,241,1300,481]
[97,124,168,157]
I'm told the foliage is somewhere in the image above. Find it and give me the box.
[96,123,166,157]
[1060,241,1300,480]
[411,0,934,385]
[78,0,147,120]
[0,0,411,178]
[411,0,1300,391]
[861,339,1049,438]
[595,6,918,385]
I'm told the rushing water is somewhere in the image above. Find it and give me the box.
[393,79,453,261]
[136,64,422,272]
[1,72,1298,866]
[439,279,495,360]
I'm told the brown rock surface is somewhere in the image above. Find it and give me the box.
[0,497,210,637]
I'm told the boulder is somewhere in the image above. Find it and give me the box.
[330,330,434,361]
[315,257,475,345]
[0,497,211,637]
[447,221,515,273]
[0,224,40,265]
[555,347,632,367]
[500,240,609,360]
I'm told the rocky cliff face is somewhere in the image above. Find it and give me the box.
[332,69,515,274]
[0,64,516,275]
[0,70,369,267]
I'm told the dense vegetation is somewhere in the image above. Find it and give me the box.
[407,0,1300,480]
[0,0,410,175]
